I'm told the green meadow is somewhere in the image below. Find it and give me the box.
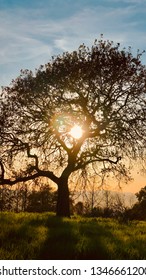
[0,212,146,260]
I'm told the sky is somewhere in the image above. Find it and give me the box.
[1,0,146,87]
[0,0,146,192]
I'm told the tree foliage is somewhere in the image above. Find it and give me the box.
[136,185,146,202]
[0,38,146,216]
[0,182,57,212]
[124,186,146,221]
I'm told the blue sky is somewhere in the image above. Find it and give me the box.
[0,0,146,88]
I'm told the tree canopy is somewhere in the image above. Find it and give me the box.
[0,38,146,216]
[136,186,146,203]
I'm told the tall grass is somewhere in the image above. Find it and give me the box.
[0,212,146,259]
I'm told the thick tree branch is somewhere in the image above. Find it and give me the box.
[0,147,59,186]
[22,142,39,171]
[0,165,59,186]
[0,160,4,180]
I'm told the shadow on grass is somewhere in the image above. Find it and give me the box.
[39,217,78,259]
[39,217,146,260]
[38,217,119,260]
[0,213,146,260]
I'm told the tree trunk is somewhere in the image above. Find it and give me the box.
[56,176,70,217]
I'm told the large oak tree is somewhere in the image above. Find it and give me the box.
[0,39,146,217]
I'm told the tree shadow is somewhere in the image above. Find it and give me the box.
[38,217,117,260]
[1,213,145,260]
[39,217,79,259]
[38,217,146,260]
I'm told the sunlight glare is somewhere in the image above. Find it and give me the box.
[69,125,83,139]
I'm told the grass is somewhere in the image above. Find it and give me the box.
[0,212,146,259]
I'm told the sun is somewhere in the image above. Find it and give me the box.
[69,125,83,139]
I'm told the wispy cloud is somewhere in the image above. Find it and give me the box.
[109,0,145,3]
[0,1,146,87]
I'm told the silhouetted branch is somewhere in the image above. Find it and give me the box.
[74,156,121,171]
[0,167,59,186]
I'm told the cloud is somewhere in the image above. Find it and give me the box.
[0,2,146,87]
[0,11,53,64]
[106,0,145,3]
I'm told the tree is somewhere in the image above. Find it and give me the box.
[26,183,57,212]
[136,186,146,203]
[0,186,13,211]
[74,201,84,215]
[123,186,146,221]
[134,186,146,220]
[0,38,146,217]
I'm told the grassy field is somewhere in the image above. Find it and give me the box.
[0,212,146,260]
